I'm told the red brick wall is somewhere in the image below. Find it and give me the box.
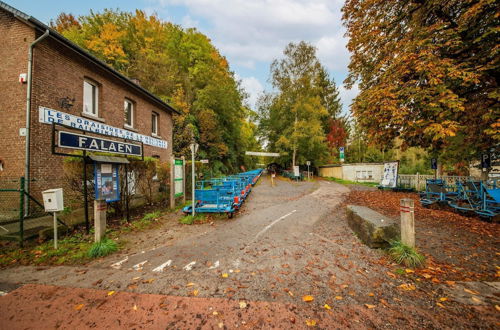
[0,11,174,199]
[0,9,34,178]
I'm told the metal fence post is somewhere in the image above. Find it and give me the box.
[19,177,25,247]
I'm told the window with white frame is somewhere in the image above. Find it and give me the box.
[124,99,134,127]
[83,80,98,116]
[152,112,159,135]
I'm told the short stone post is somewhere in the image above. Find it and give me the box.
[400,198,415,247]
[94,199,107,242]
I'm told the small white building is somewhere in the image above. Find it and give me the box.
[319,163,385,183]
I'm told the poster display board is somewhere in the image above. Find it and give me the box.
[293,165,300,177]
[174,159,184,197]
[380,161,399,188]
[94,163,120,202]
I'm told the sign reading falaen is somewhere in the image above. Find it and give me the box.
[58,131,142,156]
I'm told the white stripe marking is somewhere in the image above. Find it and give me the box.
[255,210,297,239]
[110,256,128,269]
[153,260,172,272]
[209,260,220,269]
[183,261,196,271]
[132,260,148,270]
[0,226,9,232]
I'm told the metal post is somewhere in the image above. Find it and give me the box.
[83,156,89,234]
[182,156,186,205]
[125,164,130,222]
[53,212,58,249]
[19,177,25,248]
[191,149,195,217]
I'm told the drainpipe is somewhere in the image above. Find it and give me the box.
[25,29,49,212]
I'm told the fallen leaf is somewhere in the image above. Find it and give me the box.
[239,301,247,309]
[365,304,376,309]
[405,269,414,273]
[335,296,343,300]
[234,269,241,273]
[132,304,137,311]
[107,291,115,296]
[471,297,482,303]
[436,303,445,308]
[193,290,199,296]
[439,297,448,302]
[386,272,397,278]
[464,288,478,295]
[74,304,84,311]
[422,274,432,279]
[212,311,218,316]
[222,273,229,278]
[368,292,374,297]
[305,319,317,327]
[398,283,416,291]
[324,304,331,310]
[186,282,195,287]
[302,295,314,302]
[218,322,224,329]
[495,305,500,312]
[445,281,455,286]
[288,291,294,297]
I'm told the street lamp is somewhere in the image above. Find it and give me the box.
[190,143,199,216]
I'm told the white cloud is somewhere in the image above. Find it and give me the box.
[150,0,357,112]
[338,83,359,116]
[237,75,264,109]
[181,15,199,28]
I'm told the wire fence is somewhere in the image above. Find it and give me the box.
[0,176,68,246]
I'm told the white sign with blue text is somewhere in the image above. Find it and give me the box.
[39,106,167,149]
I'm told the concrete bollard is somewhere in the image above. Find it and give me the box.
[94,199,107,242]
[400,198,415,247]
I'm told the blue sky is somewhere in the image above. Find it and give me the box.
[7,0,358,113]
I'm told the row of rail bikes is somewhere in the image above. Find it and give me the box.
[419,177,500,221]
[183,169,263,218]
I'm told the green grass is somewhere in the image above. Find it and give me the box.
[179,213,207,225]
[87,238,118,258]
[325,177,379,187]
[387,241,425,268]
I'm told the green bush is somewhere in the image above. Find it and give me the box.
[142,211,161,221]
[387,241,425,268]
[87,238,118,258]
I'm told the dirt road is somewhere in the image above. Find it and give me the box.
[0,177,497,329]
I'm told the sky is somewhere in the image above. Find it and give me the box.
[6,0,358,113]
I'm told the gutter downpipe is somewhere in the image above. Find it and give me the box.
[24,29,49,215]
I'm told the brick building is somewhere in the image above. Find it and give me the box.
[0,2,178,200]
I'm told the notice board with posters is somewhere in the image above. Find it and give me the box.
[380,161,399,188]
[94,163,120,202]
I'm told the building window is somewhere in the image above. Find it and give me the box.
[83,80,98,116]
[152,112,159,136]
[124,99,134,128]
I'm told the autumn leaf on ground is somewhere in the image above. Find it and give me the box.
[464,288,479,295]
[495,305,500,312]
[239,301,247,309]
[302,295,314,302]
[398,283,416,291]
[305,319,317,327]
[186,282,195,287]
[132,304,137,311]
[107,291,115,296]
[422,274,432,279]
[222,273,229,278]
[471,297,482,303]
[386,272,397,278]
[74,304,84,311]
[324,304,332,310]
[405,269,414,273]
[445,281,455,286]
[439,297,448,302]
[436,303,446,308]
[365,304,376,309]
[335,296,343,300]
[193,290,199,296]
[368,292,375,297]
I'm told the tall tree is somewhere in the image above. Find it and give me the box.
[259,41,342,167]
[52,9,258,174]
[342,0,499,165]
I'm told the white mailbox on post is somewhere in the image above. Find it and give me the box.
[42,188,64,212]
